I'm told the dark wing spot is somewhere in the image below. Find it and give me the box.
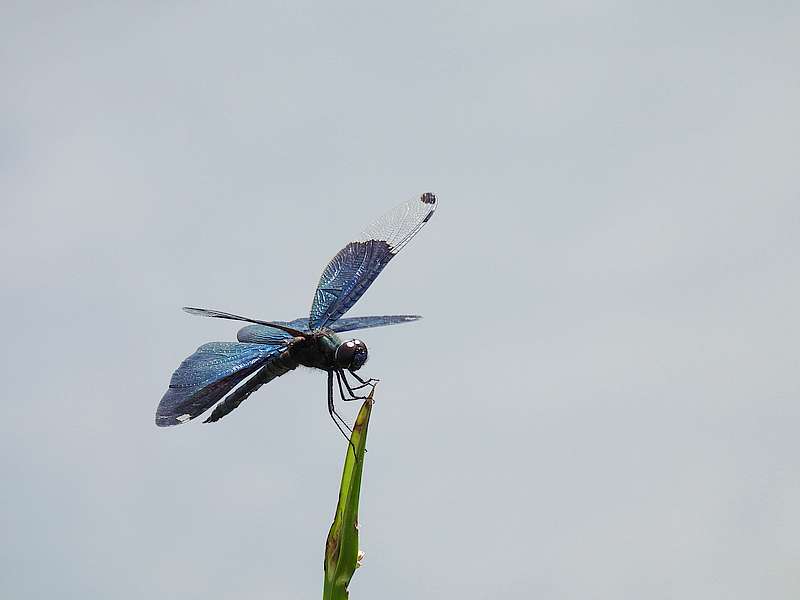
[420,192,436,205]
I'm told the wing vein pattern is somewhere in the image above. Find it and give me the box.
[156,341,286,426]
[308,193,435,330]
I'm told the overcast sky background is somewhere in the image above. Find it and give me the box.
[2,2,799,599]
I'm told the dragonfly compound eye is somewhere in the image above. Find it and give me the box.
[335,339,368,371]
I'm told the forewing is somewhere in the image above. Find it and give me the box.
[309,192,436,330]
[236,318,309,344]
[155,342,284,426]
[183,307,308,336]
[329,315,422,333]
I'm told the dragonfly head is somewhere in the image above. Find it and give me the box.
[335,339,368,371]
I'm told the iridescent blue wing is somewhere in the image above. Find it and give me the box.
[155,342,286,426]
[236,318,309,344]
[309,192,436,331]
[183,307,308,337]
[203,352,298,423]
[329,315,422,333]
[235,315,419,339]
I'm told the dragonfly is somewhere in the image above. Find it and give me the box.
[156,192,437,437]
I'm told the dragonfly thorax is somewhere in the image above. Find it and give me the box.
[287,331,367,372]
[335,339,368,371]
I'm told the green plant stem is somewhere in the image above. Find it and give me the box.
[323,389,374,600]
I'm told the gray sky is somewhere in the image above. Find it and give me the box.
[2,2,799,598]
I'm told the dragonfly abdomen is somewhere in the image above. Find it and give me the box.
[204,349,298,423]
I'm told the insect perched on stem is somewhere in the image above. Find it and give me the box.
[156,192,437,440]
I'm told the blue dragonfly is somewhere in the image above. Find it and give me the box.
[156,192,436,437]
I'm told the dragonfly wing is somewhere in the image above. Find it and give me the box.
[309,192,436,330]
[329,315,422,333]
[183,307,308,337]
[204,353,298,423]
[309,241,393,331]
[156,342,285,426]
[236,318,309,344]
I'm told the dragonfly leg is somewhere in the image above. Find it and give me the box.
[337,370,374,401]
[336,370,363,401]
[333,371,369,459]
[348,370,380,389]
[327,371,355,451]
